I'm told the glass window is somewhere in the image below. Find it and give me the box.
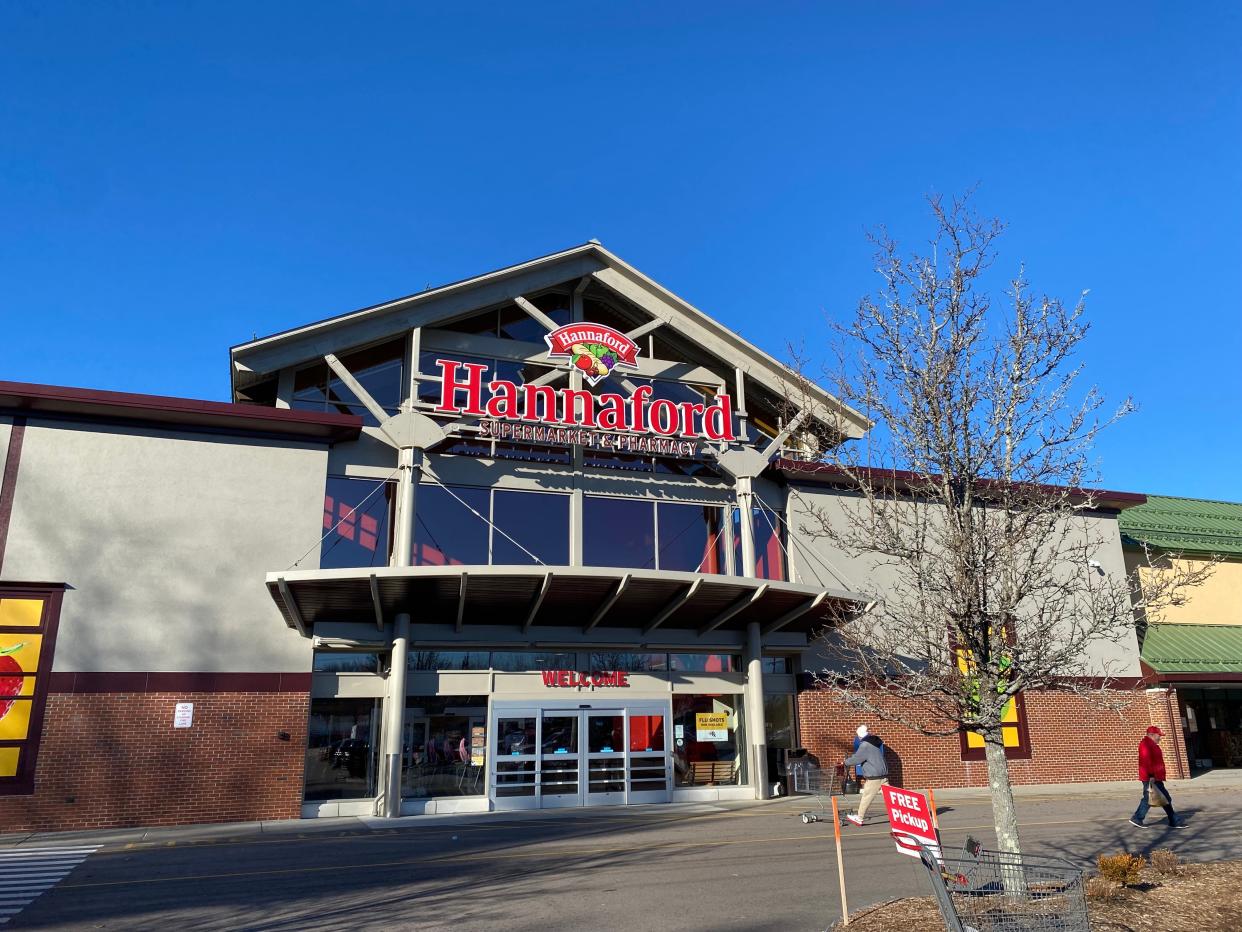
[732,506,787,581]
[764,695,796,750]
[488,651,576,672]
[629,715,666,753]
[495,716,537,757]
[321,477,393,569]
[498,302,570,342]
[304,699,379,801]
[412,484,490,566]
[761,656,793,674]
[312,652,381,673]
[402,696,487,799]
[589,652,668,672]
[293,339,404,428]
[672,695,746,787]
[491,491,569,566]
[583,496,655,569]
[656,503,726,574]
[407,650,491,671]
[668,653,740,673]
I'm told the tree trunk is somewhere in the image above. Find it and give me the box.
[983,735,1022,855]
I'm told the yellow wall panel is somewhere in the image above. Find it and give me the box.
[0,747,19,778]
[0,598,43,627]
[0,698,32,741]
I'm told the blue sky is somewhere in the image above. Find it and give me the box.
[3,3,1239,499]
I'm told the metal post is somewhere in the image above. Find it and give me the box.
[383,610,410,817]
[737,476,757,578]
[746,620,769,800]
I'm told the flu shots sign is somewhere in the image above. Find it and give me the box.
[880,786,940,859]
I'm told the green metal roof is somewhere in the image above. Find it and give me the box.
[1141,624,1242,674]
[1120,494,1242,556]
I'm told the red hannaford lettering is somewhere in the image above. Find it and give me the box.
[434,359,735,441]
[540,670,631,688]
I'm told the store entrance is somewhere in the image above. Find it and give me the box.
[489,701,671,810]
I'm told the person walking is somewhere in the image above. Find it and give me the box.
[843,725,889,827]
[1129,725,1185,829]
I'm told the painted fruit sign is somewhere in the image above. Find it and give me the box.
[0,594,55,787]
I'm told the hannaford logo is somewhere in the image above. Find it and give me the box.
[0,643,26,722]
[542,323,641,387]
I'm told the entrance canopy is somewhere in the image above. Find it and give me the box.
[267,565,867,640]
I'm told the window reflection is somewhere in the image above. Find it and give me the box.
[672,695,746,787]
[668,653,740,673]
[304,699,379,801]
[321,477,392,569]
[408,651,491,671]
[583,496,654,569]
[293,339,405,427]
[312,652,381,673]
[589,652,668,672]
[491,491,569,566]
[657,502,726,573]
[732,506,787,581]
[403,696,487,799]
[412,485,489,566]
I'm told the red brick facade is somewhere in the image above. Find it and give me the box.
[798,686,1182,790]
[0,690,309,833]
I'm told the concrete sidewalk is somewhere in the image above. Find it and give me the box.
[3,770,1239,852]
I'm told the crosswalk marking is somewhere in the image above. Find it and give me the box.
[0,846,98,926]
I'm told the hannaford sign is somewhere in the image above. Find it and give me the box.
[433,322,737,456]
[540,670,631,688]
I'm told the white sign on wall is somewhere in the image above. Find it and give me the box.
[173,702,194,729]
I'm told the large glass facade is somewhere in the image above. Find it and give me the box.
[412,485,569,567]
[305,699,379,801]
[583,497,727,573]
[293,339,405,427]
[403,696,487,798]
[672,694,746,787]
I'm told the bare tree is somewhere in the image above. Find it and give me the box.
[790,193,1213,856]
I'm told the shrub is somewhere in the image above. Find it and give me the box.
[1085,876,1122,902]
[1149,848,1181,876]
[1097,852,1146,886]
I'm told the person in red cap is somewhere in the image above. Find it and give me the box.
[1129,725,1184,828]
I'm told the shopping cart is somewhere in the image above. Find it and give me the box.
[791,764,838,823]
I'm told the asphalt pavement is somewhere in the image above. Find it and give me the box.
[3,779,1241,931]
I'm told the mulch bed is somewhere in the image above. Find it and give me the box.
[834,861,1242,931]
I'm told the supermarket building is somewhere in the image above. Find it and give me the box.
[0,244,1168,832]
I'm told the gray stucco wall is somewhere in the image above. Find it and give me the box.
[1,418,329,672]
[786,484,1143,678]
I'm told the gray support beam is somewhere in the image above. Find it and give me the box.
[736,475,757,578]
[583,574,630,633]
[382,610,410,818]
[513,295,560,333]
[643,579,701,634]
[744,620,770,801]
[276,577,308,637]
[324,353,391,425]
[368,574,384,631]
[455,572,469,633]
[762,592,826,636]
[523,572,554,633]
[275,368,295,409]
[698,584,768,636]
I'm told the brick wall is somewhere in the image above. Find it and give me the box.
[0,690,309,833]
[798,686,1163,790]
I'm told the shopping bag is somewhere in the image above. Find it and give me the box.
[1148,782,1171,807]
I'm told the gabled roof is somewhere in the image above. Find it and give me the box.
[1120,494,1242,556]
[230,242,870,439]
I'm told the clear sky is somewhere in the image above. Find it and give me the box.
[3,3,1239,499]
